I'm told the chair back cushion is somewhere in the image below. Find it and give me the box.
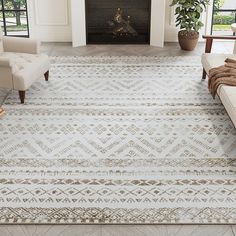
[0,27,3,53]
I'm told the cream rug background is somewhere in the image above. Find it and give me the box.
[1,56,236,224]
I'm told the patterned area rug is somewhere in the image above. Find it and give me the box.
[1,56,236,224]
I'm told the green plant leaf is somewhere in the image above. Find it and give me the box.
[170,0,209,32]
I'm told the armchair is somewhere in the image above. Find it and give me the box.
[201,35,236,127]
[0,27,50,103]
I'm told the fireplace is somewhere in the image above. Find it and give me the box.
[71,0,166,47]
[86,0,151,44]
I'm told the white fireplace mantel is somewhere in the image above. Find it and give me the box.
[71,0,166,47]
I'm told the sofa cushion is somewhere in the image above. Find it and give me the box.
[201,53,236,74]
[0,27,3,54]
[218,85,236,127]
[202,53,236,127]
[2,52,50,91]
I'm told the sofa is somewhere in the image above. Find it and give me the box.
[0,27,50,103]
[201,35,236,127]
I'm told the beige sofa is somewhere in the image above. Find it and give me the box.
[0,27,50,103]
[201,35,236,127]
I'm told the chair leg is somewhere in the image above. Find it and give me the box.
[202,69,207,80]
[44,71,49,81]
[19,91,25,104]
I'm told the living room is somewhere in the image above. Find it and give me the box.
[0,0,236,235]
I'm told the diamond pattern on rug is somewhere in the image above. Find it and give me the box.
[1,56,236,224]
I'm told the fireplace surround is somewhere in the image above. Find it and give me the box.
[71,0,166,47]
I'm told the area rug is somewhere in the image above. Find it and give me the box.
[1,56,236,224]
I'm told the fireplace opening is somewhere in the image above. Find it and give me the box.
[86,0,151,44]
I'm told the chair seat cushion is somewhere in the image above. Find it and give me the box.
[2,52,50,90]
[218,85,236,127]
[201,53,236,74]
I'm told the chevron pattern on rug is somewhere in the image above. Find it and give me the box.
[1,56,236,224]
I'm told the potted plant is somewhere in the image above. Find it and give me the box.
[170,0,210,51]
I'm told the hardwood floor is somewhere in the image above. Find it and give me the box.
[0,42,235,235]
[41,41,234,57]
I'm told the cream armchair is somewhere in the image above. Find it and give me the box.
[201,35,236,127]
[0,27,50,103]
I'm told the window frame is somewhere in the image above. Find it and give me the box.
[211,0,236,35]
[0,0,29,37]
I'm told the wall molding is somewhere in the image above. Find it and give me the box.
[35,0,69,26]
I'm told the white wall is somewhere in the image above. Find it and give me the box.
[165,0,178,42]
[27,0,212,43]
[27,0,72,42]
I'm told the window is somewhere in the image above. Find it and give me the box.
[211,0,236,35]
[0,0,29,37]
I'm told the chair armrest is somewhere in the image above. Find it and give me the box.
[0,57,11,68]
[3,36,40,54]
[203,35,236,40]
[0,57,14,90]
[202,35,236,54]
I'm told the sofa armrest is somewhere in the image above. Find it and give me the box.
[3,36,40,54]
[202,35,236,54]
